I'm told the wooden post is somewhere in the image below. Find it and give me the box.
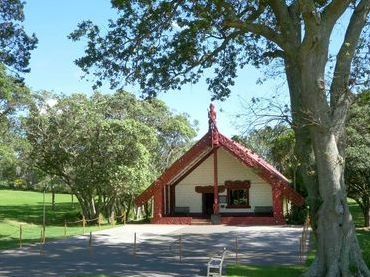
[64,219,67,238]
[299,237,302,263]
[43,225,46,244]
[98,215,101,230]
[40,229,43,244]
[88,231,93,256]
[179,235,182,263]
[82,216,86,235]
[19,225,23,248]
[133,232,137,256]
[89,231,92,247]
[39,229,44,255]
[235,236,238,264]
[213,149,219,215]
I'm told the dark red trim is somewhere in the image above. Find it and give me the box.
[226,183,251,208]
[165,185,169,215]
[213,148,219,214]
[135,133,212,206]
[218,133,304,206]
[153,186,164,221]
[272,187,285,224]
[195,185,226,193]
[225,180,251,190]
[170,185,175,215]
[136,110,304,209]
[152,216,276,225]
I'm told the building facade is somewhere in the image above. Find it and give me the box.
[135,104,304,225]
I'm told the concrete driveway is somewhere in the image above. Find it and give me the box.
[0,224,304,277]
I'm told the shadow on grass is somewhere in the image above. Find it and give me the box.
[0,203,81,226]
[0,236,41,250]
[348,199,365,227]
[357,230,370,266]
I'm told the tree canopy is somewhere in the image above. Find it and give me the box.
[71,1,370,275]
[25,91,196,219]
[0,0,37,73]
[70,1,369,99]
[346,90,370,227]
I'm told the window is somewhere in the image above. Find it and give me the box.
[225,180,251,208]
[229,189,249,207]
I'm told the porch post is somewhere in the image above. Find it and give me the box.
[213,148,219,214]
[170,185,175,215]
[208,103,220,223]
[272,186,285,224]
[153,187,164,223]
[166,185,170,215]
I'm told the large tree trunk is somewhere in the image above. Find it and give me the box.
[365,208,370,228]
[285,59,320,232]
[284,47,369,275]
[72,190,98,221]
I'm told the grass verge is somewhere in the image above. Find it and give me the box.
[0,189,118,249]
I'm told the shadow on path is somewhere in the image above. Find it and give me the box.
[0,225,303,277]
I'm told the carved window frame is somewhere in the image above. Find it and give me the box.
[225,180,251,209]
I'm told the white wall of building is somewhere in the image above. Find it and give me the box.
[175,148,273,213]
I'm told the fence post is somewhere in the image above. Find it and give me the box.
[235,236,238,264]
[299,237,302,263]
[39,229,44,255]
[82,216,86,235]
[88,231,93,255]
[133,232,137,256]
[179,235,182,263]
[64,219,67,238]
[42,225,46,244]
[19,225,23,248]
[111,211,115,227]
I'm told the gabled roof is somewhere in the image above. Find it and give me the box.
[135,105,304,207]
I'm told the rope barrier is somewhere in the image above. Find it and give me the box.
[1,211,127,250]
[1,230,19,238]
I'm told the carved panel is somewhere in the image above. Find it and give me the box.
[224,180,251,190]
[195,185,226,193]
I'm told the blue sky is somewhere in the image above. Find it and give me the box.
[22,0,287,138]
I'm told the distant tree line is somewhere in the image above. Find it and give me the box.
[0,85,197,221]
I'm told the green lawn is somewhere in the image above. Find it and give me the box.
[227,265,305,277]
[227,200,370,276]
[0,189,116,249]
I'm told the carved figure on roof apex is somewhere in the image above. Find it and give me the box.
[208,103,219,146]
[208,103,217,129]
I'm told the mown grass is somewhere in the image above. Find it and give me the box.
[0,189,116,249]
[227,199,370,276]
[227,265,306,277]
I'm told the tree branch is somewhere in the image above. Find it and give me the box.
[267,0,292,31]
[223,20,285,50]
[330,0,370,127]
[322,0,353,28]
[299,0,320,33]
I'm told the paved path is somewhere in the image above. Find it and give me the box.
[0,224,303,277]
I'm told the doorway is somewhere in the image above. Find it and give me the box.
[203,193,214,216]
